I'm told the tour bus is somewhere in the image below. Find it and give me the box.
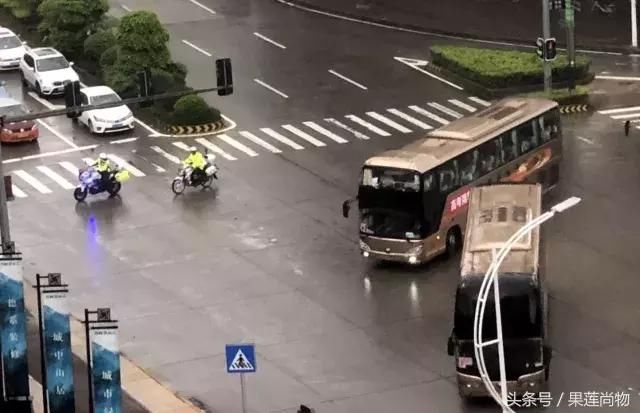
[447,183,550,398]
[342,97,561,264]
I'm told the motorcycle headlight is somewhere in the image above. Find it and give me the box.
[359,240,370,252]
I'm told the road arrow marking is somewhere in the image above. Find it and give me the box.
[393,57,463,90]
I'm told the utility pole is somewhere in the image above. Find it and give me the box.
[633,0,638,48]
[542,0,552,93]
[0,116,14,255]
[565,0,576,91]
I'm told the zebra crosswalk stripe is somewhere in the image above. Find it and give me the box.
[428,102,463,118]
[302,122,348,143]
[11,185,27,198]
[611,113,640,120]
[260,128,304,150]
[13,170,51,194]
[599,106,640,115]
[281,125,326,146]
[59,161,79,177]
[195,138,237,161]
[107,154,145,177]
[469,96,491,107]
[386,109,432,130]
[408,105,449,125]
[366,112,412,133]
[324,118,370,140]
[151,146,181,164]
[345,115,390,136]
[36,166,74,189]
[217,134,259,157]
[238,131,282,153]
[448,99,476,112]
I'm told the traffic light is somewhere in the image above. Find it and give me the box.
[137,69,152,108]
[64,80,82,118]
[216,58,233,96]
[536,38,544,59]
[545,38,557,61]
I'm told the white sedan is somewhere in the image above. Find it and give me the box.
[78,86,135,134]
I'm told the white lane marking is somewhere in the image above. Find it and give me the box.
[324,118,370,140]
[181,40,212,57]
[576,136,594,145]
[152,163,166,173]
[328,69,368,90]
[121,4,132,11]
[11,185,26,198]
[281,125,326,146]
[302,122,348,143]
[151,146,181,164]
[13,170,51,194]
[469,96,491,107]
[386,109,432,130]
[187,0,216,14]
[275,0,623,56]
[238,131,282,153]
[366,111,412,133]
[611,112,640,120]
[195,138,237,161]
[393,56,464,90]
[173,142,193,151]
[254,79,288,99]
[27,92,62,110]
[345,115,390,136]
[260,128,304,150]
[134,118,161,135]
[2,144,98,164]
[59,161,79,177]
[217,134,259,157]
[599,106,640,115]
[253,32,286,49]
[595,75,640,81]
[449,99,477,112]
[36,166,74,190]
[110,137,138,144]
[36,119,78,148]
[107,154,145,177]
[428,102,463,118]
[409,105,449,124]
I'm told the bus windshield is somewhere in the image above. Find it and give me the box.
[361,167,420,191]
[454,276,541,341]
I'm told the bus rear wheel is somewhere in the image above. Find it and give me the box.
[445,227,461,258]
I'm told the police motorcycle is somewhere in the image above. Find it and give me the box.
[73,159,130,202]
[171,152,219,195]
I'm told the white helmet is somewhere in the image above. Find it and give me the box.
[99,153,108,160]
[190,146,197,153]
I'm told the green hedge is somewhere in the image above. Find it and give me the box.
[430,45,591,89]
[171,95,221,126]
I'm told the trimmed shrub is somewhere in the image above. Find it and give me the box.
[84,29,116,62]
[430,45,591,89]
[171,95,221,126]
[99,45,118,68]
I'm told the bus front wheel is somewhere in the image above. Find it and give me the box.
[445,227,461,258]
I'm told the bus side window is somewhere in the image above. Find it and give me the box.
[540,110,560,142]
[500,131,519,164]
[459,149,480,185]
[438,159,460,193]
[422,172,439,235]
[479,140,499,176]
[516,120,538,155]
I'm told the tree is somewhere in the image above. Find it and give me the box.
[38,0,108,58]
[0,0,41,19]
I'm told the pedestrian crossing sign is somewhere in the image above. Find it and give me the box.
[225,344,256,373]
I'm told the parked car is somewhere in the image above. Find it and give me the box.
[77,86,134,134]
[0,96,38,143]
[19,47,79,96]
[0,27,26,70]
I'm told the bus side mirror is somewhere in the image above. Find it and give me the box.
[447,336,455,356]
[342,199,351,218]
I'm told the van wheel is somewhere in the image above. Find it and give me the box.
[445,227,461,258]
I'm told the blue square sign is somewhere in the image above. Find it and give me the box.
[225,344,256,373]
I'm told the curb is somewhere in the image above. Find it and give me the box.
[275,0,639,56]
[559,104,591,114]
[167,120,224,135]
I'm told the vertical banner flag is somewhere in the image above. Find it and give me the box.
[90,329,122,413]
[0,255,30,399]
[42,290,75,413]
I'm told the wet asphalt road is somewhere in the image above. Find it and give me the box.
[4,0,640,412]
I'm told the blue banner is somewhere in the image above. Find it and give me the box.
[42,290,75,413]
[0,256,30,399]
[91,328,122,413]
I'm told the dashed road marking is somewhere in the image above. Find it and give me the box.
[187,0,216,14]
[328,69,368,90]
[253,32,286,49]
[254,79,289,99]
[181,40,212,57]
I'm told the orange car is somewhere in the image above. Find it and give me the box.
[0,97,38,143]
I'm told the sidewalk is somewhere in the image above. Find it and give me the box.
[279,0,635,51]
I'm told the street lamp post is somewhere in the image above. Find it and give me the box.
[473,196,582,411]
[632,0,638,48]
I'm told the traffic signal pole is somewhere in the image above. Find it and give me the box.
[564,0,576,91]
[542,0,552,93]
[0,117,14,254]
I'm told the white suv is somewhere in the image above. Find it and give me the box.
[0,28,26,70]
[20,47,79,96]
